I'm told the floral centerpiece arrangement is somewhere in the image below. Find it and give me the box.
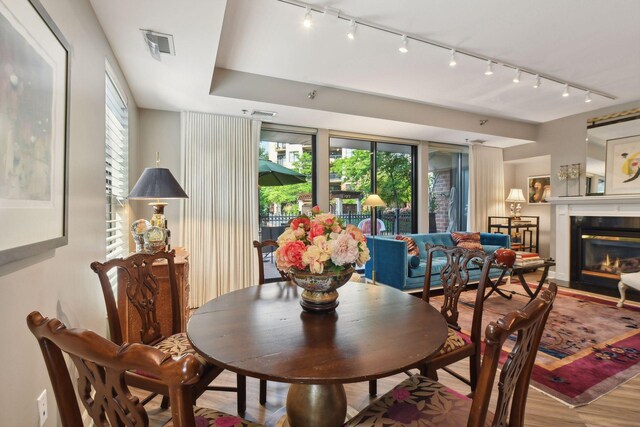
[274,206,370,312]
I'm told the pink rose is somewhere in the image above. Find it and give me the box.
[309,221,326,240]
[311,205,321,214]
[346,224,366,243]
[291,217,310,231]
[276,240,306,271]
[392,387,411,401]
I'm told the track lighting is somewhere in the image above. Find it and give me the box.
[513,68,521,83]
[484,60,494,76]
[347,20,357,40]
[449,50,457,67]
[279,1,616,103]
[303,6,312,28]
[399,35,408,53]
[533,75,541,89]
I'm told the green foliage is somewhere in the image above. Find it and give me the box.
[331,150,371,194]
[260,152,312,213]
[376,152,412,208]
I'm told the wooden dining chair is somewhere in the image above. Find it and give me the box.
[91,250,246,415]
[419,244,493,392]
[253,240,290,285]
[252,240,291,405]
[26,311,263,427]
[348,283,558,427]
[368,244,489,397]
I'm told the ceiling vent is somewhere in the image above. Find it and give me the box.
[251,110,278,119]
[141,30,175,61]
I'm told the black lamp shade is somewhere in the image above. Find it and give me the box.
[128,168,188,199]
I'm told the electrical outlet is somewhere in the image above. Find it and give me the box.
[37,389,48,427]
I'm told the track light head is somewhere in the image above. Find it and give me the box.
[399,35,408,53]
[484,60,494,75]
[449,49,457,67]
[303,6,312,28]
[347,20,357,40]
[533,75,541,89]
[585,90,592,103]
[563,84,570,97]
[513,68,521,83]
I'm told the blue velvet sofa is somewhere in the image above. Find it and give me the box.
[364,232,510,292]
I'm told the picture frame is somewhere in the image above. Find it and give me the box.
[605,135,640,195]
[0,0,70,267]
[527,175,551,204]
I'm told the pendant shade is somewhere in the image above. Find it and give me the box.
[128,168,188,199]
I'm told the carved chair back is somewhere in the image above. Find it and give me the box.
[26,311,200,427]
[91,250,180,345]
[468,283,558,427]
[253,240,291,284]
[423,245,492,343]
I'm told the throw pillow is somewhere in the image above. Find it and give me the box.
[451,231,483,251]
[395,235,420,256]
[408,255,421,269]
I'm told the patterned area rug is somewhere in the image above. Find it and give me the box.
[431,282,640,407]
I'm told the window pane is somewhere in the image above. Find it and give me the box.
[376,143,414,234]
[428,146,469,232]
[329,138,371,228]
[259,129,315,282]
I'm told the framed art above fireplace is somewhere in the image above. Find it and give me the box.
[605,135,640,195]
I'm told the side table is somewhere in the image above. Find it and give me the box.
[481,259,555,301]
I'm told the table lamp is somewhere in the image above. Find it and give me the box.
[128,153,188,229]
[362,194,386,284]
[505,188,525,219]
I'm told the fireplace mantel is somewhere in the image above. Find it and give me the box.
[552,196,640,284]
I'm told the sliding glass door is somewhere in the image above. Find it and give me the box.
[428,144,469,232]
[329,137,416,234]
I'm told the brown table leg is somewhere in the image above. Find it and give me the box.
[483,268,512,301]
[516,265,550,299]
[286,383,346,427]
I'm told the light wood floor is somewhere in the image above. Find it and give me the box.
[145,363,640,426]
[146,273,640,426]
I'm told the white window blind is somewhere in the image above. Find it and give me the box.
[105,72,129,278]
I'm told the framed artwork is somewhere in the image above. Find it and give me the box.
[605,135,640,195]
[527,175,551,204]
[0,0,70,267]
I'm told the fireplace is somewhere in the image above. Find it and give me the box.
[570,216,640,289]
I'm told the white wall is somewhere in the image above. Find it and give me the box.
[503,156,551,258]
[132,109,182,245]
[0,0,138,425]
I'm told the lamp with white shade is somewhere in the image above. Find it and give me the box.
[505,188,526,219]
[362,194,386,284]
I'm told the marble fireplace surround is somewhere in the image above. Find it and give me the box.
[549,195,640,284]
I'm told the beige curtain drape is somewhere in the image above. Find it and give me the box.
[181,112,260,307]
[468,144,506,232]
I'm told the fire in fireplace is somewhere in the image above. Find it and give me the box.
[570,216,640,291]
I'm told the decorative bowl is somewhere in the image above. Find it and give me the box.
[289,266,355,313]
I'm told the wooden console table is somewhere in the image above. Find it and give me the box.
[117,247,190,343]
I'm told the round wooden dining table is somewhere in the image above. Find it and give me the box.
[187,282,448,427]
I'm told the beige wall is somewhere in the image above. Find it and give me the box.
[504,100,640,261]
[0,0,138,425]
[132,109,183,246]
[504,156,551,258]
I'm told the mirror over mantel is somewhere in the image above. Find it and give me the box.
[585,109,640,196]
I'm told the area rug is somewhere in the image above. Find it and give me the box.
[431,282,640,407]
